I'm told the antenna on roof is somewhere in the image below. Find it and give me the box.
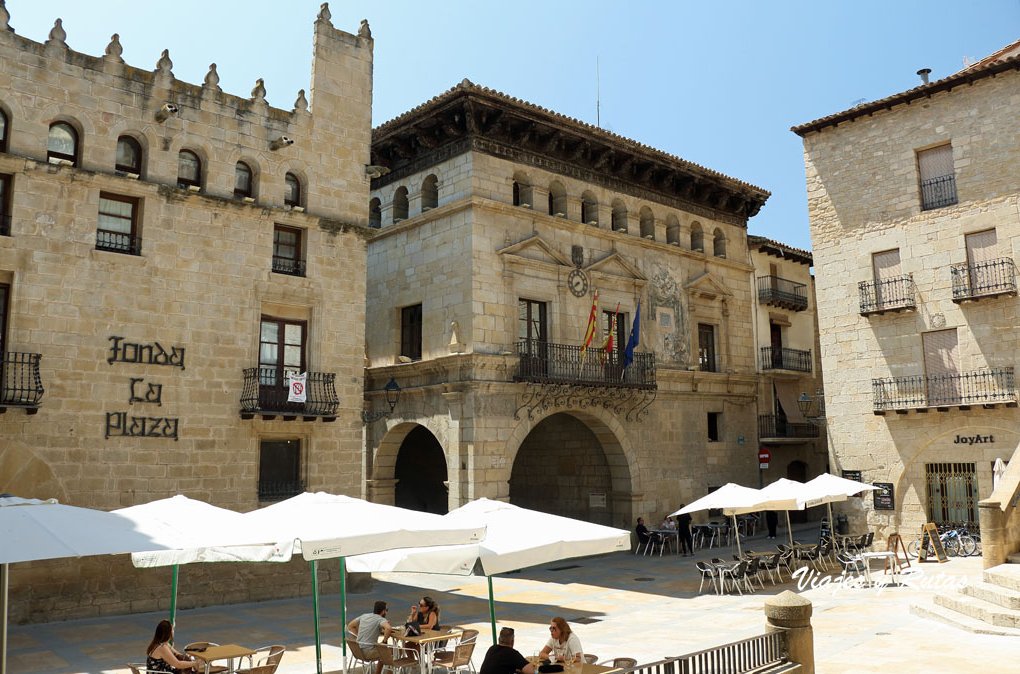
[596,55,601,128]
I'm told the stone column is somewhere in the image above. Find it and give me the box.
[764,591,814,674]
[366,478,397,505]
[978,499,1006,568]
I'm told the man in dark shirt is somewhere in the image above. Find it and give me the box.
[480,627,535,674]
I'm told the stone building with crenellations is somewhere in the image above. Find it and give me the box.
[0,3,375,620]
[361,81,785,531]
[793,40,1020,564]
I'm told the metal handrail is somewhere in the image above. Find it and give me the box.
[759,346,812,372]
[872,367,1016,411]
[0,351,45,407]
[950,257,1017,300]
[758,414,819,439]
[513,339,655,389]
[240,367,339,417]
[272,256,307,277]
[257,479,306,502]
[96,229,142,255]
[859,275,916,314]
[621,632,789,674]
[756,275,808,310]
[920,173,957,210]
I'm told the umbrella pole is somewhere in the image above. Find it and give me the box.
[2,563,8,674]
[311,560,322,674]
[487,576,496,646]
[340,557,348,674]
[169,564,179,626]
[732,515,742,556]
[785,512,794,547]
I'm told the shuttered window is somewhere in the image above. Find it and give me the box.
[917,144,957,210]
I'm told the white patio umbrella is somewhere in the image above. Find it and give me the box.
[799,473,878,529]
[346,498,631,643]
[235,492,487,674]
[113,495,290,625]
[756,478,806,547]
[0,496,189,674]
[671,483,766,555]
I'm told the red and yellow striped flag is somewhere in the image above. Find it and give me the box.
[603,303,620,357]
[580,289,599,354]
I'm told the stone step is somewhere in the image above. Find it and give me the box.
[985,563,1020,592]
[961,580,1020,609]
[934,592,1020,629]
[911,599,1020,637]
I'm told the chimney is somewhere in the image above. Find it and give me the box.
[917,68,931,85]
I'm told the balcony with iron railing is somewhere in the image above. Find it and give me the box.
[240,367,339,420]
[513,339,656,389]
[951,257,1017,302]
[859,275,916,315]
[96,229,142,255]
[257,479,306,502]
[759,346,812,373]
[756,275,808,311]
[272,256,306,277]
[872,367,1017,414]
[920,173,958,211]
[0,352,45,413]
[758,414,819,439]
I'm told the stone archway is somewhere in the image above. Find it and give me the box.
[506,410,632,527]
[394,425,449,514]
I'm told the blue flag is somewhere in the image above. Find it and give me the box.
[623,301,641,369]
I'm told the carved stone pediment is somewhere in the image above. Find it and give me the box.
[683,272,733,301]
[587,251,647,284]
[497,234,572,269]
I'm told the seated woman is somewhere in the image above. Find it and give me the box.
[146,620,198,673]
[539,617,583,663]
[407,595,440,631]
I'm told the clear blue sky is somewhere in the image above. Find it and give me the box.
[7,1,1018,250]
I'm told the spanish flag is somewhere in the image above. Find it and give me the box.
[580,289,599,355]
[603,303,620,358]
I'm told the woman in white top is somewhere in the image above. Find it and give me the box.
[539,617,583,663]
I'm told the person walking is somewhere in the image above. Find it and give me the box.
[676,508,694,556]
[766,510,779,540]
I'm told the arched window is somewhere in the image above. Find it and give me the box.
[421,174,439,211]
[690,221,704,252]
[548,181,566,217]
[639,206,655,240]
[512,172,533,208]
[392,186,409,222]
[284,172,302,207]
[115,135,142,175]
[611,199,628,232]
[581,191,598,225]
[177,150,201,189]
[666,215,680,245]
[713,228,727,258]
[47,122,78,166]
[369,197,382,228]
[234,161,254,199]
[0,109,8,153]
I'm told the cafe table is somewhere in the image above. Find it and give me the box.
[186,643,256,674]
[859,550,900,585]
[392,626,463,674]
[651,528,680,555]
[527,656,619,674]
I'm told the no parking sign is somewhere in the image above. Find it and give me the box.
[758,447,771,470]
[287,372,307,402]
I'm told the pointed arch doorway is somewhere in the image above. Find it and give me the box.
[394,425,449,514]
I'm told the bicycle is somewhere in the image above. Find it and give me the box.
[906,524,976,558]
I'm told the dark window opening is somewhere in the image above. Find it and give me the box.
[115,136,142,175]
[234,161,254,199]
[272,225,304,276]
[284,172,302,207]
[177,150,201,189]
[707,412,720,442]
[96,193,141,255]
[0,174,10,236]
[47,122,78,165]
[401,304,423,361]
[258,439,303,501]
[698,323,717,372]
[369,198,382,228]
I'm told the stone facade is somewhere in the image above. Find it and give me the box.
[364,82,775,531]
[0,5,374,620]
[794,44,1020,551]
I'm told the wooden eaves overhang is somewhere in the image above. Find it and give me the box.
[371,79,770,227]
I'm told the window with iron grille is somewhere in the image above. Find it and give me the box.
[917,144,957,210]
[272,225,304,276]
[258,438,303,501]
[96,193,141,255]
[698,323,717,372]
[401,304,423,361]
[0,173,10,236]
[924,462,977,527]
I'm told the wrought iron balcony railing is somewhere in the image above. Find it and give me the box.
[950,257,1017,302]
[0,213,10,236]
[257,479,306,502]
[758,414,819,439]
[920,174,958,211]
[759,347,812,373]
[756,276,808,311]
[859,275,916,315]
[272,256,306,277]
[240,367,339,419]
[513,339,656,389]
[872,367,1017,413]
[0,351,44,411]
[96,229,142,255]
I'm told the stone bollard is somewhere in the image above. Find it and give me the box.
[764,591,813,674]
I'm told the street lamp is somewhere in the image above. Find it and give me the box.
[798,389,826,425]
[361,377,401,423]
